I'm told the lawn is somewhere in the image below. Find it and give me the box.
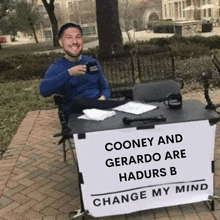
[0,79,55,155]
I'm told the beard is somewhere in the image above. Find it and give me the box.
[64,47,83,58]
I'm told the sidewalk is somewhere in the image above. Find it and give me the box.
[0,90,220,220]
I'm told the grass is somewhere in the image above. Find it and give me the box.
[0,80,55,154]
[0,36,97,59]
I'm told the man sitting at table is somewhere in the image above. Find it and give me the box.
[39,23,117,120]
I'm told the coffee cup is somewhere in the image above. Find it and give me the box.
[164,93,182,109]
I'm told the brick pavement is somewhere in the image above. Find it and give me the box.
[0,89,220,220]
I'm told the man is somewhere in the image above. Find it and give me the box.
[39,23,111,119]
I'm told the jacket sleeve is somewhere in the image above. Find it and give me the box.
[39,62,71,97]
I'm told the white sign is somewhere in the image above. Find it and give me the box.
[74,120,216,217]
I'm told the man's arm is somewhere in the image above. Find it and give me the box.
[39,63,70,97]
[39,62,86,97]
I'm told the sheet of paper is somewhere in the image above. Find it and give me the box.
[113,101,158,115]
[78,108,116,121]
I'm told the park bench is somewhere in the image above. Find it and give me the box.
[98,45,183,99]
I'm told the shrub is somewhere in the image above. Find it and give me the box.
[153,24,174,33]
[2,64,49,81]
[147,20,174,33]
[0,52,63,82]
[170,41,210,59]
[202,23,213,32]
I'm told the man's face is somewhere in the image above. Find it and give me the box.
[59,27,83,59]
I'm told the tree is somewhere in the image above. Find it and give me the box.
[119,0,134,42]
[14,0,41,43]
[0,0,13,49]
[96,0,123,56]
[0,0,11,20]
[0,13,17,36]
[119,0,157,32]
[41,0,59,47]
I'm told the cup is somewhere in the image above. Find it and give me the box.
[164,93,182,109]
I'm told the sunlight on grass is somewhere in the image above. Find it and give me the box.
[0,80,55,154]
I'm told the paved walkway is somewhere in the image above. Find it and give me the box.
[1,90,220,220]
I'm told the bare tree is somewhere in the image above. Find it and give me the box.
[14,0,41,43]
[96,0,123,56]
[119,0,133,42]
[0,0,11,20]
[41,0,59,47]
[119,0,154,42]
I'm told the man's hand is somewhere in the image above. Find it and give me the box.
[68,65,87,76]
[98,95,106,100]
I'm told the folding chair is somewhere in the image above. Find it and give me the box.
[53,94,75,162]
[132,80,182,102]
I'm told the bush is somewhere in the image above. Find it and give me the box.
[153,24,174,33]
[170,41,210,59]
[0,52,63,82]
[2,64,49,81]
[202,23,213,32]
[147,20,174,33]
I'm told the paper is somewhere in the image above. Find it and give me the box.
[78,108,116,121]
[113,101,158,115]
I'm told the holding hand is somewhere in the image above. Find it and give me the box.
[68,65,87,76]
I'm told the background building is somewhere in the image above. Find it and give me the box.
[162,0,220,23]
[118,0,162,31]
[35,0,163,42]
[36,0,97,41]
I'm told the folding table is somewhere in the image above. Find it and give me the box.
[67,99,220,218]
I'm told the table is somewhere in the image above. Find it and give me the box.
[68,99,220,134]
[67,99,220,218]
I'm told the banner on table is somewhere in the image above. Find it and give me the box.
[74,120,216,217]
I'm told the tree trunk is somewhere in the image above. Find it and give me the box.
[96,0,123,57]
[32,27,39,43]
[48,12,59,47]
[41,0,59,47]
